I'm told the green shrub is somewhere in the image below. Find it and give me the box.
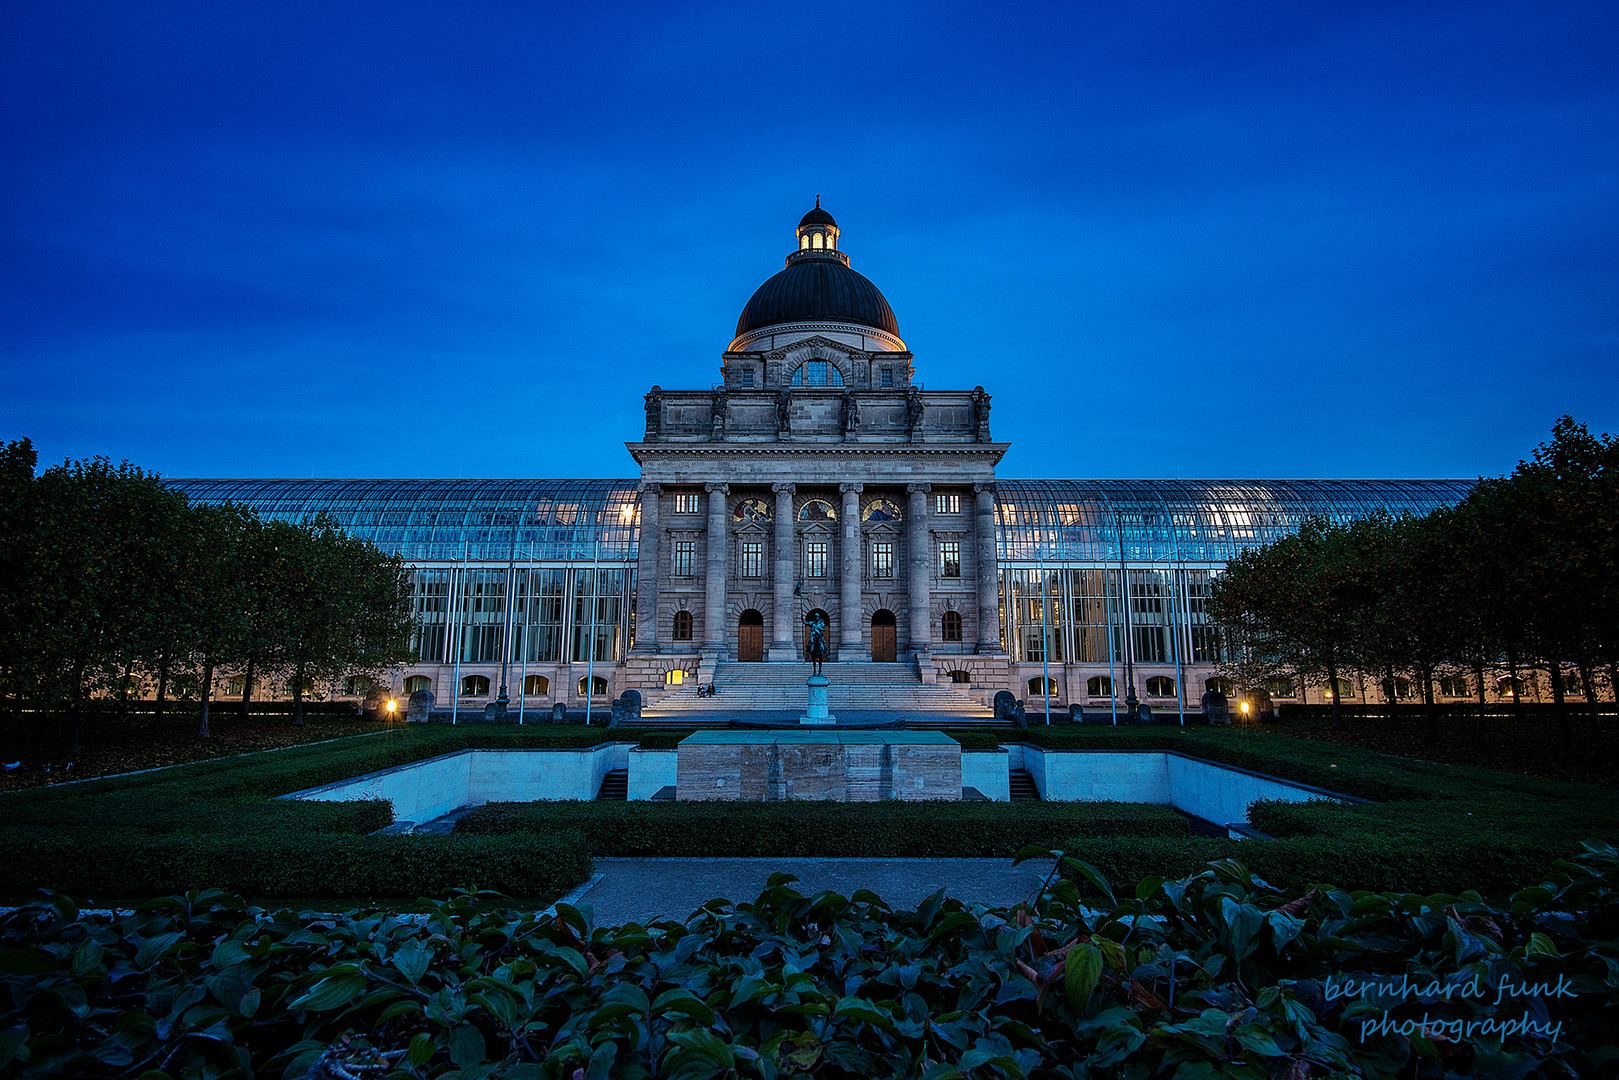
[455,799,1189,857]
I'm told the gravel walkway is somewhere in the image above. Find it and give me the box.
[572,856,1058,926]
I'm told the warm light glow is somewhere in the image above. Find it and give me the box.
[1324,690,1333,699]
[385,699,397,713]
[1240,700,1250,714]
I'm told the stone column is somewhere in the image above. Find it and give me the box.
[770,483,796,661]
[975,483,1002,653]
[702,483,729,656]
[631,483,660,652]
[839,483,863,657]
[907,483,931,656]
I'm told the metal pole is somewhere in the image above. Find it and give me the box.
[451,536,466,725]
[1039,546,1050,725]
[518,549,529,725]
[584,531,600,726]
[1106,565,1118,726]
[497,532,515,718]
[1118,510,1137,718]
[1165,509,1187,728]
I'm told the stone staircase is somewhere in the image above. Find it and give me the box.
[595,769,628,800]
[638,661,995,719]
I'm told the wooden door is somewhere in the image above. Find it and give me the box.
[871,610,897,663]
[738,611,764,662]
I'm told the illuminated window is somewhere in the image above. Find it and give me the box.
[578,676,607,697]
[872,542,893,578]
[673,493,699,514]
[403,675,431,695]
[523,675,550,696]
[880,367,894,388]
[1438,676,1469,697]
[812,232,823,249]
[800,234,809,250]
[1145,676,1176,697]
[1086,676,1113,697]
[1028,677,1057,697]
[672,610,693,640]
[460,675,490,697]
[672,541,695,577]
[942,610,962,641]
[740,541,763,578]
[665,669,685,685]
[939,541,961,577]
[805,542,828,577]
[935,493,960,515]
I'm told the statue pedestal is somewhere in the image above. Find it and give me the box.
[799,675,836,725]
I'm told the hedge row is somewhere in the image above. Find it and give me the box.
[0,829,591,902]
[454,799,1190,857]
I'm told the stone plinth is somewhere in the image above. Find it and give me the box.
[676,731,962,801]
[800,674,836,725]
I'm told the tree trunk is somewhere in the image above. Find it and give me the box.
[1578,658,1604,741]
[239,655,256,718]
[198,658,214,739]
[1326,655,1344,731]
[1508,652,1522,720]
[1550,658,1571,757]
[293,660,306,727]
[117,661,133,719]
[1421,664,1437,743]
[1383,665,1398,722]
[1473,659,1487,738]
[66,657,86,759]
[155,656,170,721]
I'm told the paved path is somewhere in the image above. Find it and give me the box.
[572,857,1058,926]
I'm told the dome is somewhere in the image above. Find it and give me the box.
[798,200,837,228]
[735,259,900,339]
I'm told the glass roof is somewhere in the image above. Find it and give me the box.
[993,479,1474,563]
[169,477,1472,566]
[167,479,640,562]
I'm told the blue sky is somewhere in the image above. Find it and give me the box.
[2,1,1615,481]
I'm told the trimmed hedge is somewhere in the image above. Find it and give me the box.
[454,799,1189,857]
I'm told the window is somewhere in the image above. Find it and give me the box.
[1029,677,1057,697]
[1145,676,1176,698]
[403,675,432,695]
[523,675,550,696]
[939,541,961,578]
[673,493,699,514]
[812,232,823,249]
[872,542,893,578]
[798,499,837,521]
[1264,676,1297,699]
[285,676,313,695]
[664,669,685,685]
[738,368,754,387]
[863,499,903,521]
[1323,678,1356,700]
[1438,676,1469,697]
[790,362,844,386]
[1381,676,1412,700]
[227,676,245,696]
[578,676,607,697]
[942,610,963,641]
[935,493,960,515]
[461,675,490,697]
[741,541,763,578]
[805,542,828,578]
[800,234,809,250]
[880,367,894,388]
[342,676,373,697]
[673,540,695,577]
[672,610,693,641]
[949,669,972,684]
[1206,677,1234,696]
[1087,675,1113,697]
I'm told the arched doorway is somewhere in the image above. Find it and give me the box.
[802,608,829,660]
[871,609,897,663]
[737,609,764,662]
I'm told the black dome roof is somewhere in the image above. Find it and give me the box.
[735,258,900,339]
[798,203,837,228]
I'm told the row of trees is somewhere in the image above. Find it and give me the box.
[1210,417,1618,754]
[0,439,414,751]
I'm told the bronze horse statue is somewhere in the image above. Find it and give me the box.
[803,612,829,675]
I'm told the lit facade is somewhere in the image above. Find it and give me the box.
[172,206,1473,714]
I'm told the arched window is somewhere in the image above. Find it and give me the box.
[523,675,550,696]
[800,234,809,250]
[790,361,844,386]
[1145,676,1175,697]
[862,499,903,521]
[460,675,490,697]
[403,675,432,695]
[1263,676,1296,698]
[1205,677,1234,696]
[733,497,771,522]
[811,232,823,249]
[342,675,373,697]
[672,610,693,641]
[948,669,971,684]
[578,676,607,697]
[941,610,963,642]
[1086,675,1112,697]
[1028,677,1057,697]
[797,499,837,521]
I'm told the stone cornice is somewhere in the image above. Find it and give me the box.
[628,442,1010,464]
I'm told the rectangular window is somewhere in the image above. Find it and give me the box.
[806,542,828,578]
[880,367,894,388]
[672,540,695,577]
[738,368,755,387]
[740,541,763,578]
[939,541,961,578]
[673,493,699,514]
[872,542,893,578]
[934,493,960,515]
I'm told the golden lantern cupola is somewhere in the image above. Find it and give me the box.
[788,196,849,267]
